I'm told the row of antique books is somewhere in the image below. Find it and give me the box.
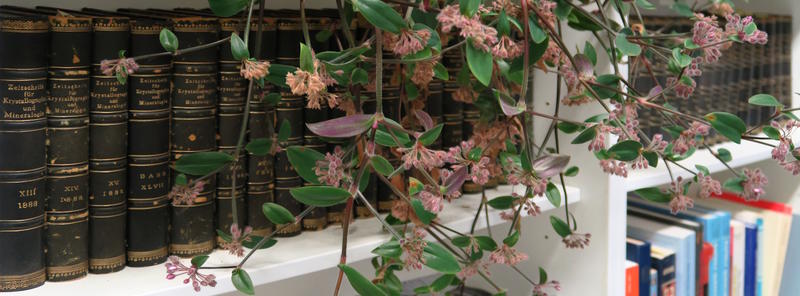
[0,6,487,292]
[624,192,794,296]
[630,14,792,145]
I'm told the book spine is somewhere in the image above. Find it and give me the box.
[246,100,274,236]
[274,93,303,237]
[169,17,219,257]
[217,18,248,244]
[126,19,171,267]
[0,14,48,292]
[461,102,482,193]
[779,16,791,107]
[44,15,92,281]
[325,98,350,223]
[302,104,328,230]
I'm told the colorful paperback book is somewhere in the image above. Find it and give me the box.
[730,220,745,296]
[743,222,757,296]
[628,237,652,296]
[628,215,696,296]
[690,204,731,296]
[627,260,640,296]
[732,211,764,296]
[651,245,677,296]
[700,242,714,296]
[650,268,659,296]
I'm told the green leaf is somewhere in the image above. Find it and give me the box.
[503,231,520,247]
[615,29,641,56]
[554,0,572,20]
[451,236,471,248]
[430,274,455,291]
[315,30,333,43]
[352,0,406,34]
[467,147,483,162]
[217,229,233,242]
[299,43,314,72]
[549,215,572,238]
[671,2,694,17]
[277,119,291,142]
[718,148,732,162]
[671,48,691,67]
[564,166,579,177]
[351,68,369,85]
[230,32,250,60]
[608,140,642,161]
[418,123,443,146]
[642,151,659,167]
[748,94,783,108]
[466,41,493,86]
[695,164,710,176]
[262,202,295,225]
[433,63,449,80]
[375,129,412,147]
[557,122,583,134]
[370,155,394,177]
[528,18,547,44]
[723,176,745,193]
[487,195,515,209]
[405,82,419,100]
[763,126,781,140]
[339,264,388,296]
[290,186,351,207]
[175,174,187,186]
[634,187,671,203]
[208,0,249,17]
[460,0,480,17]
[475,236,497,251]
[232,269,254,295]
[423,242,461,274]
[545,182,561,207]
[705,112,746,144]
[539,267,548,284]
[245,138,274,156]
[408,177,424,196]
[744,22,757,35]
[174,151,234,176]
[411,199,436,225]
[241,236,277,249]
[571,126,597,144]
[372,240,402,258]
[584,41,597,65]
[191,255,209,267]
[635,0,655,10]
[286,146,325,184]
[159,28,179,52]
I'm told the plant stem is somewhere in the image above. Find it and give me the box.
[130,37,231,63]
[334,0,356,48]
[375,27,384,113]
[237,206,315,268]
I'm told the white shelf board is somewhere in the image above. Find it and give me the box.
[626,138,779,191]
[7,184,580,296]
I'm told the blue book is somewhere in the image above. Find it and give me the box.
[628,216,696,296]
[692,205,731,296]
[629,198,720,296]
[744,222,757,296]
[627,237,652,296]
[650,268,658,296]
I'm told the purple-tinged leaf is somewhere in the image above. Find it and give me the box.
[647,85,663,98]
[532,154,570,179]
[414,109,434,131]
[573,54,594,78]
[495,90,525,116]
[306,114,374,138]
[444,166,468,195]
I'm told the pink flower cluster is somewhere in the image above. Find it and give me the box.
[100,58,139,79]
[397,141,447,171]
[532,280,562,296]
[168,181,205,206]
[673,121,710,155]
[240,59,270,80]
[286,60,338,109]
[400,227,428,270]
[165,256,217,292]
[562,232,591,249]
[458,259,489,280]
[692,14,724,64]
[314,146,350,187]
[220,224,253,257]
[410,60,436,87]
[742,168,767,201]
[697,173,722,199]
[725,14,768,45]
[446,140,491,185]
[437,4,499,52]
[489,244,528,266]
[669,177,694,214]
[600,159,628,178]
[491,36,523,59]
[384,29,431,57]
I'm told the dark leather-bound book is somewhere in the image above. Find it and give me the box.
[0,11,48,292]
[247,100,275,236]
[302,104,328,230]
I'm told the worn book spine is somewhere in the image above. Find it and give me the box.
[274,93,303,236]
[0,13,48,292]
[169,17,219,257]
[126,18,171,267]
[247,99,275,236]
[303,104,328,230]
[43,14,92,281]
[778,15,791,107]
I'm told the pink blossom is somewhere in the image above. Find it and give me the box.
[489,244,528,266]
[673,121,710,155]
[401,227,428,270]
[697,173,722,199]
[562,232,591,249]
[692,14,724,63]
[385,29,430,57]
[669,177,693,214]
[535,0,558,29]
[667,76,696,99]
[169,181,205,206]
[709,3,734,17]
[685,57,704,77]
[219,224,253,257]
[438,169,462,200]
[446,141,491,185]
[631,154,649,170]
[725,14,768,45]
[588,124,614,152]
[286,60,339,109]
[533,280,562,296]
[542,40,563,66]
[165,256,217,292]
[419,189,444,213]
[391,200,410,222]
[436,4,498,51]
[522,197,542,216]
[503,158,549,193]
[100,57,139,78]
[314,146,350,187]
[240,59,270,80]
[600,159,628,177]
[742,168,767,200]
[458,260,489,280]
[492,36,523,59]
[411,60,435,87]
[560,60,595,106]
[782,160,800,175]
[397,141,447,171]
[648,134,669,153]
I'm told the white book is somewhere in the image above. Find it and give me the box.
[628,215,696,296]
[730,220,745,296]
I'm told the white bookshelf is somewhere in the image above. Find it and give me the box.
[2,0,798,295]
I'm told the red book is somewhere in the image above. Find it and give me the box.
[626,260,640,296]
[712,192,792,214]
[699,242,714,296]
